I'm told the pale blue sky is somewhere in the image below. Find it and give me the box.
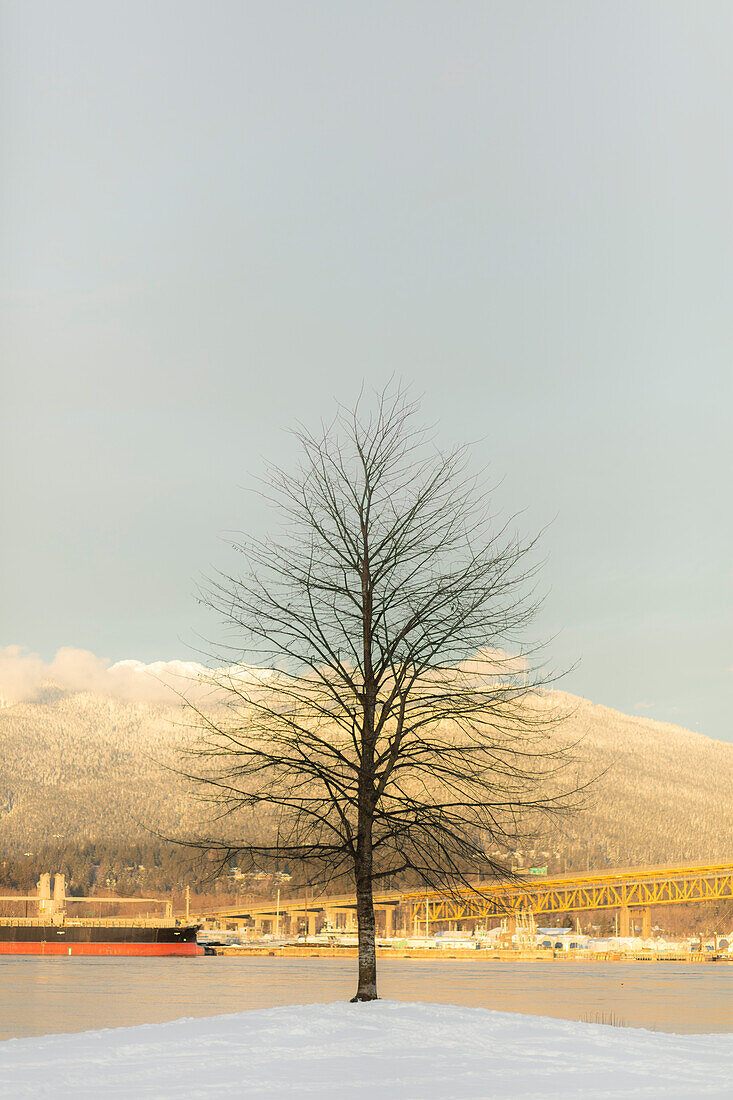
[2,2,731,739]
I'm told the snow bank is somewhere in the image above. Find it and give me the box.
[0,1001,729,1098]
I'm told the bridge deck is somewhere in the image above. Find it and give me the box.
[201,860,733,922]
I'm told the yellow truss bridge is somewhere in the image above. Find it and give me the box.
[402,861,733,937]
[202,860,733,938]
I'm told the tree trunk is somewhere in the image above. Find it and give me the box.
[351,847,378,1001]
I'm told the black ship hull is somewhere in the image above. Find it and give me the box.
[0,923,203,956]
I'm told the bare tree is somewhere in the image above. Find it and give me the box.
[185,387,577,1001]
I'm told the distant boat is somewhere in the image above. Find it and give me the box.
[0,873,203,957]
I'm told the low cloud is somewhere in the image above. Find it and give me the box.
[0,645,217,705]
[457,648,529,678]
[0,643,526,707]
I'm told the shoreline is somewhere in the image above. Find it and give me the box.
[207,943,731,963]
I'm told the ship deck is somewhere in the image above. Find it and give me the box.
[0,917,184,928]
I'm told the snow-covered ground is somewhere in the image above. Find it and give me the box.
[0,1000,729,1098]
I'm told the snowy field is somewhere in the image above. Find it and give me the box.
[0,1000,730,1099]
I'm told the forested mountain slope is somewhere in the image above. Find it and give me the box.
[0,687,731,869]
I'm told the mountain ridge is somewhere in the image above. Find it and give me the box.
[0,684,730,869]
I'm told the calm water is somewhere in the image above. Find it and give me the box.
[0,957,730,1040]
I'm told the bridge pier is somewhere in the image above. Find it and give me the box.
[375,905,396,937]
[289,908,320,937]
[323,906,357,932]
[618,906,652,938]
[619,906,631,937]
[641,907,652,938]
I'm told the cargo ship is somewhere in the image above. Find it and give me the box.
[0,873,203,957]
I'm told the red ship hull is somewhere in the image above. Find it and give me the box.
[0,941,204,956]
